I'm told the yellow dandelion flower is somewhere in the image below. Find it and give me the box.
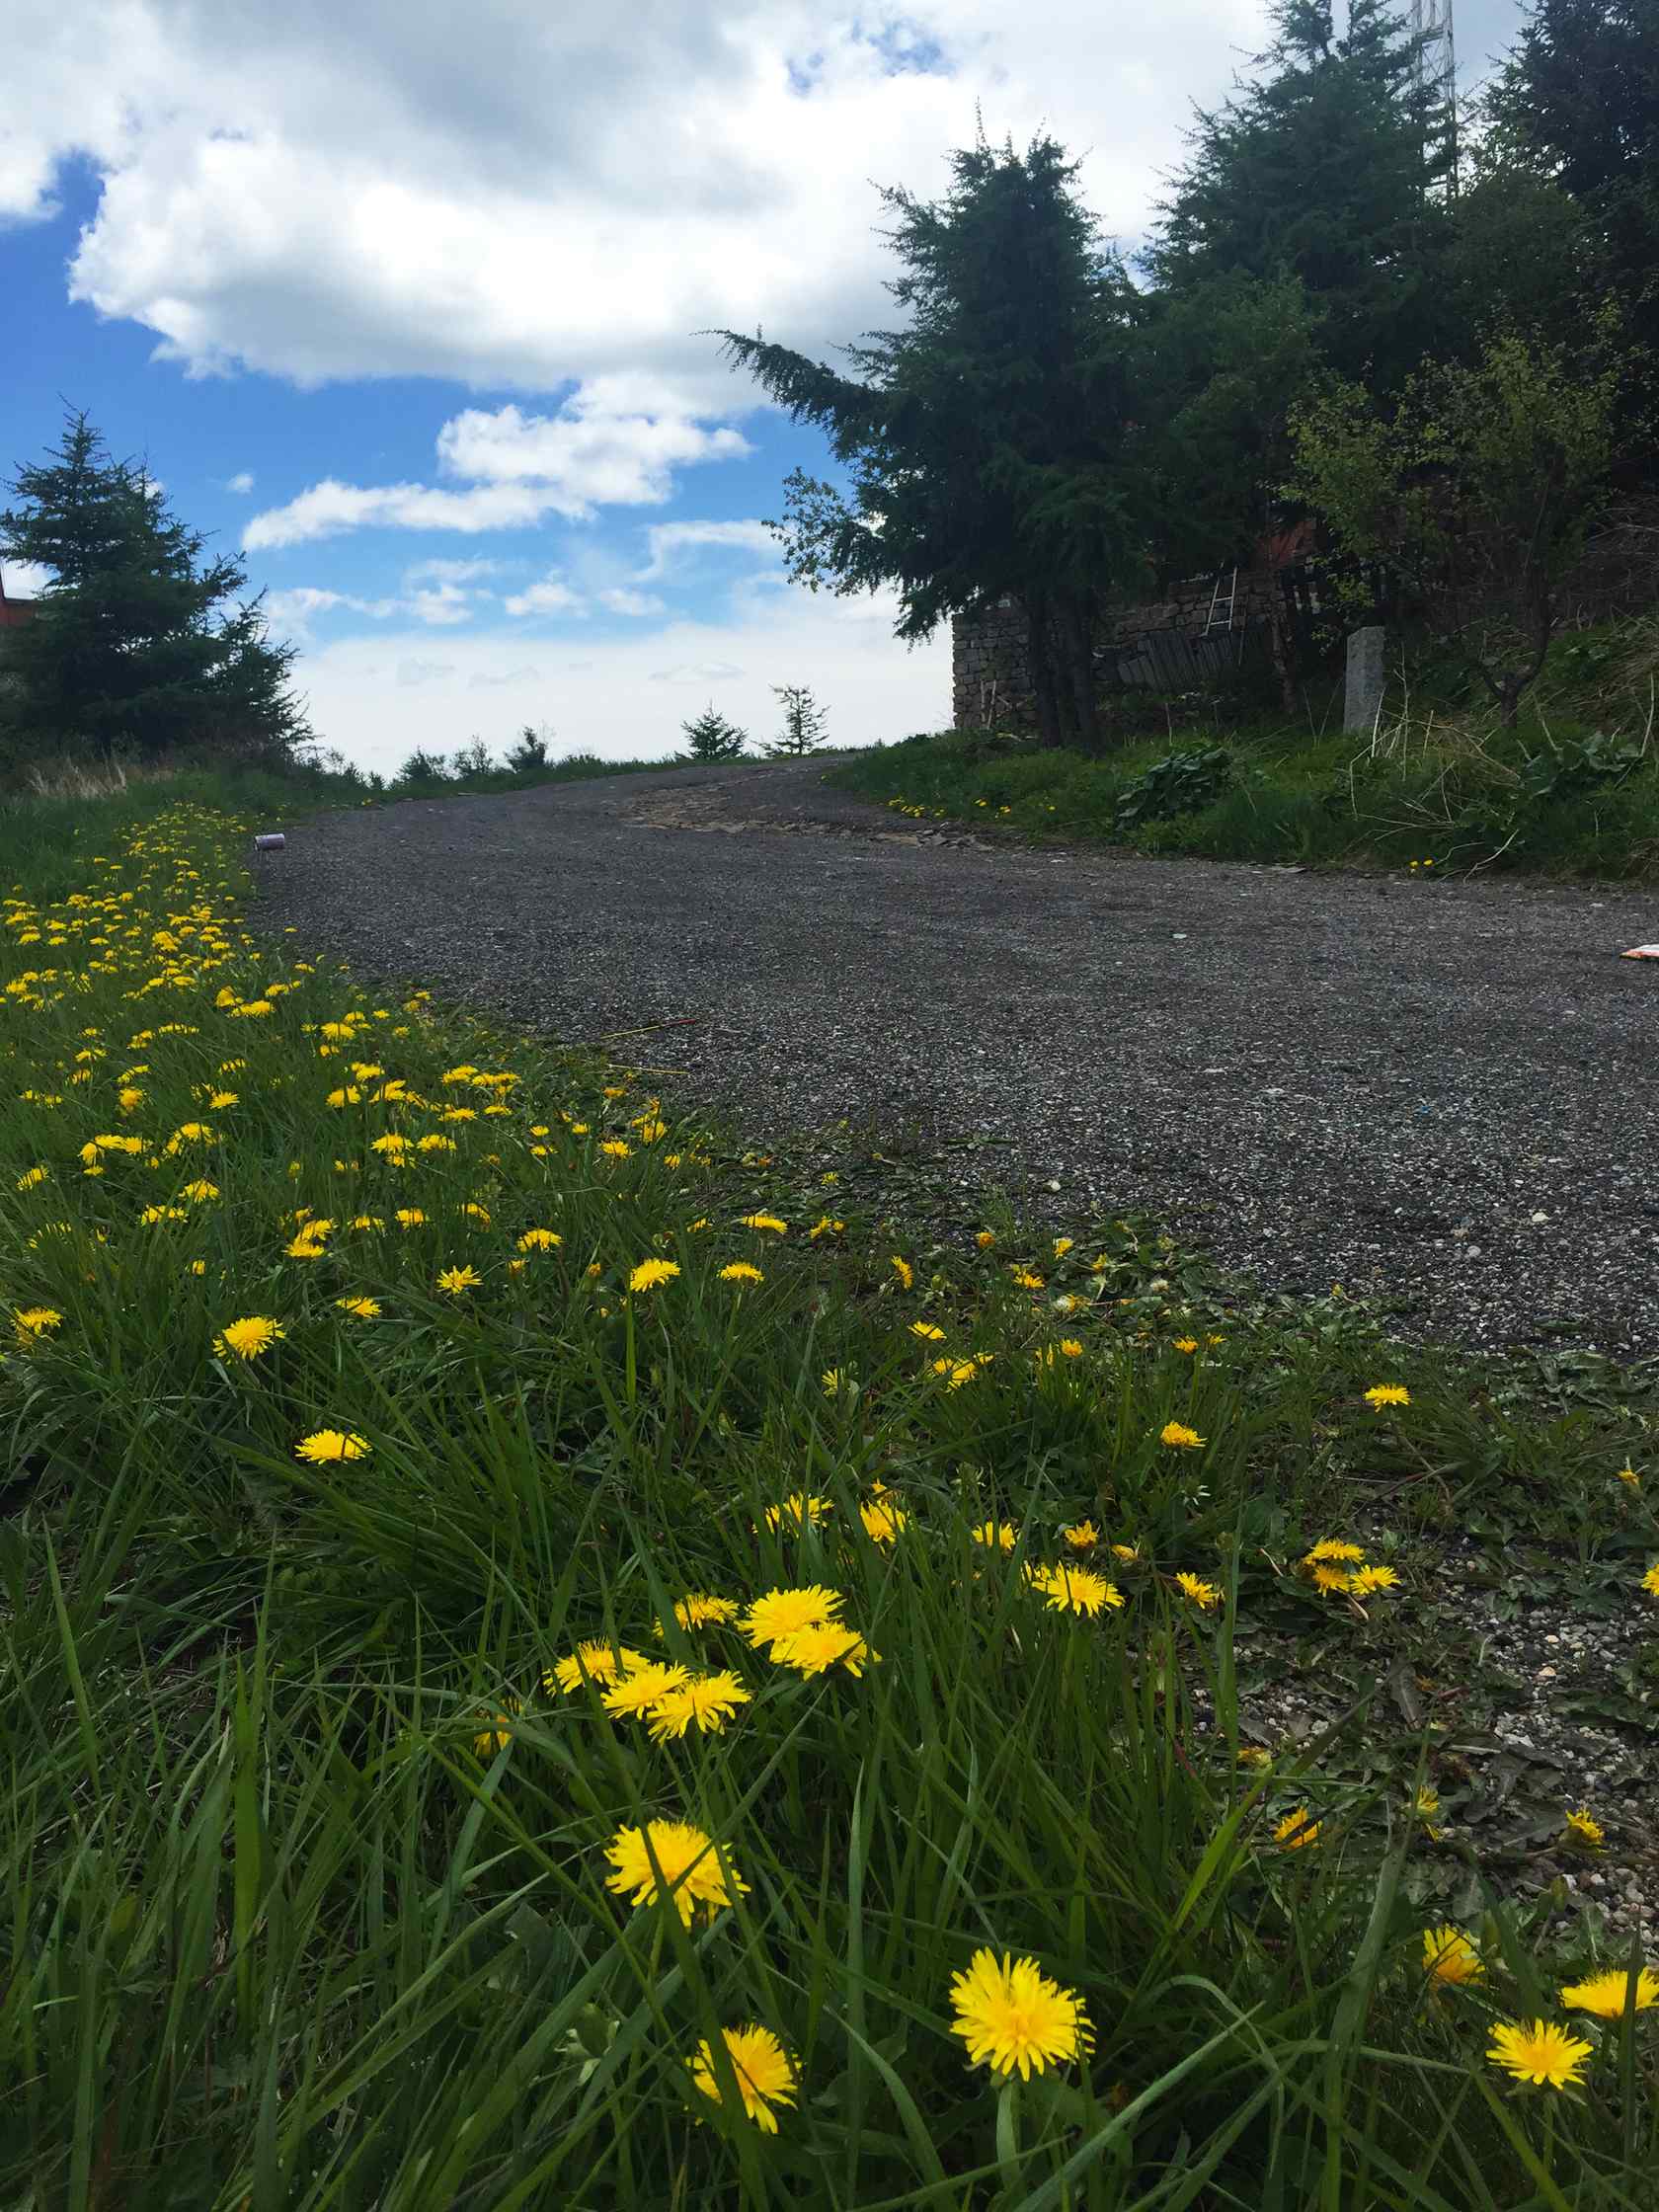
[890,1255,913,1289]
[295,1428,371,1463]
[859,1497,908,1542]
[742,1213,787,1233]
[1364,1383,1411,1410]
[214,1315,286,1361]
[1304,1539,1365,1564]
[603,1819,747,1927]
[948,1949,1092,2081]
[1063,1520,1099,1549]
[13,1306,62,1340]
[335,1296,381,1318]
[1172,1336,1199,1353]
[1026,1563,1123,1617]
[741,1585,843,1651]
[669,1593,741,1632]
[975,1229,996,1248]
[436,1264,481,1296]
[687,2023,797,2133]
[1558,1967,1659,2018]
[909,1320,946,1341]
[821,1367,845,1397]
[1616,1463,1640,1489]
[1160,1421,1204,1448]
[628,1258,679,1292]
[646,1670,752,1740]
[601,1662,689,1720]
[769,1621,875,1677]
[1563,1806,1605,1852]
[1175,1571,1224,1610]
[1274,1807,1321,1851]
[472,1701,520,1757]
[395,1208,426,1229]
[720,1261,764,1284]
[972,1519,1018,1552]
[1350,1565,1399,1594]
[515,1227,562,1251]
[1112,1541,1143,1563]
[547,1640,651,1696]
[1486,2018,1593,2091]
[760,1492,830,1531]
[1011,1269,1045,1290]
[1311,1563,1353,1594]
[1643,1560,1659,1598]
[1423,1927,1483,1985]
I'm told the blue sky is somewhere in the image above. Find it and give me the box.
[4,0,1527,773]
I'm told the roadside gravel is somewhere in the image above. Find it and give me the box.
[254,756,1659,1359]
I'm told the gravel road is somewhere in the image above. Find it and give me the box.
[255,757,1659,1358]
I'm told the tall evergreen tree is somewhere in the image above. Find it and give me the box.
[704,118,1147,751]
[0,410,310,766]
[1482,0,1659,451]
[1145,1,1455,394]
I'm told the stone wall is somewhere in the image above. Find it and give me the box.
[949,571,1284,732]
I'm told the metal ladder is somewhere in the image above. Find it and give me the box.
[1202,566,1238,638]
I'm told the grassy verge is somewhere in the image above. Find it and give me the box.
[1,798,1655,2205]
[830,620,1659,879]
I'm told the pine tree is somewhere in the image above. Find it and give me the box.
[703,118,1146,751]
[761,685,829,757]
[1145,0,1456,394]
[679,703,750,761]
[0,409,310,766]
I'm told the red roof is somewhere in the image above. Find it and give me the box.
[0,577,39,629]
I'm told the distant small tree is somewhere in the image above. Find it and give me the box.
[450,737,496,780]
[398,748,452,787]
[680,702,750,761]
[762,684,829,757]
[505,722,553,772]
[1287,327,1624,724]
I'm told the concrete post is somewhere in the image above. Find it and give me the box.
[1343,625,1386,736]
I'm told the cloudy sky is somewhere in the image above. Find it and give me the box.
[4,0,1527,773]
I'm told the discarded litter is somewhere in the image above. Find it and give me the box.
[1620,942,1659,960]
[253,832,285,852]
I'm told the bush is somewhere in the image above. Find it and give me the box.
[1114,745,1238,830]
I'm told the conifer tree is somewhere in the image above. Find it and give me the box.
[0,409,310,766]
[761,684,828,757]
[680,703,750,761]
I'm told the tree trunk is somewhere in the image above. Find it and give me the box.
[1057,598,1101,753]
[1024,594,1066,750]
[1266,581,1299,719]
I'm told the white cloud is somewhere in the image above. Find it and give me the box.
[634,518,782,580]
[244,390,754,550]
[244,475,552,549]
[1,560,53,599]
[503,573,588,619]
[10,0,1328,403]
[264,565,497,636]
[649,661,746,683]
[596,587,667,617]
[226,470,256,494]
[396,657,455,686]
[407,580,476,626]
[404,556,500,584]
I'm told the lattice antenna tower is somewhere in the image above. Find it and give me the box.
[1410,0,1458,184]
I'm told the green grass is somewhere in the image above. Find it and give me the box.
[0,795,1655,2206]
[831,620,1659,879]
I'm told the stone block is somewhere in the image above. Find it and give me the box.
[1343,625,1386,735]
